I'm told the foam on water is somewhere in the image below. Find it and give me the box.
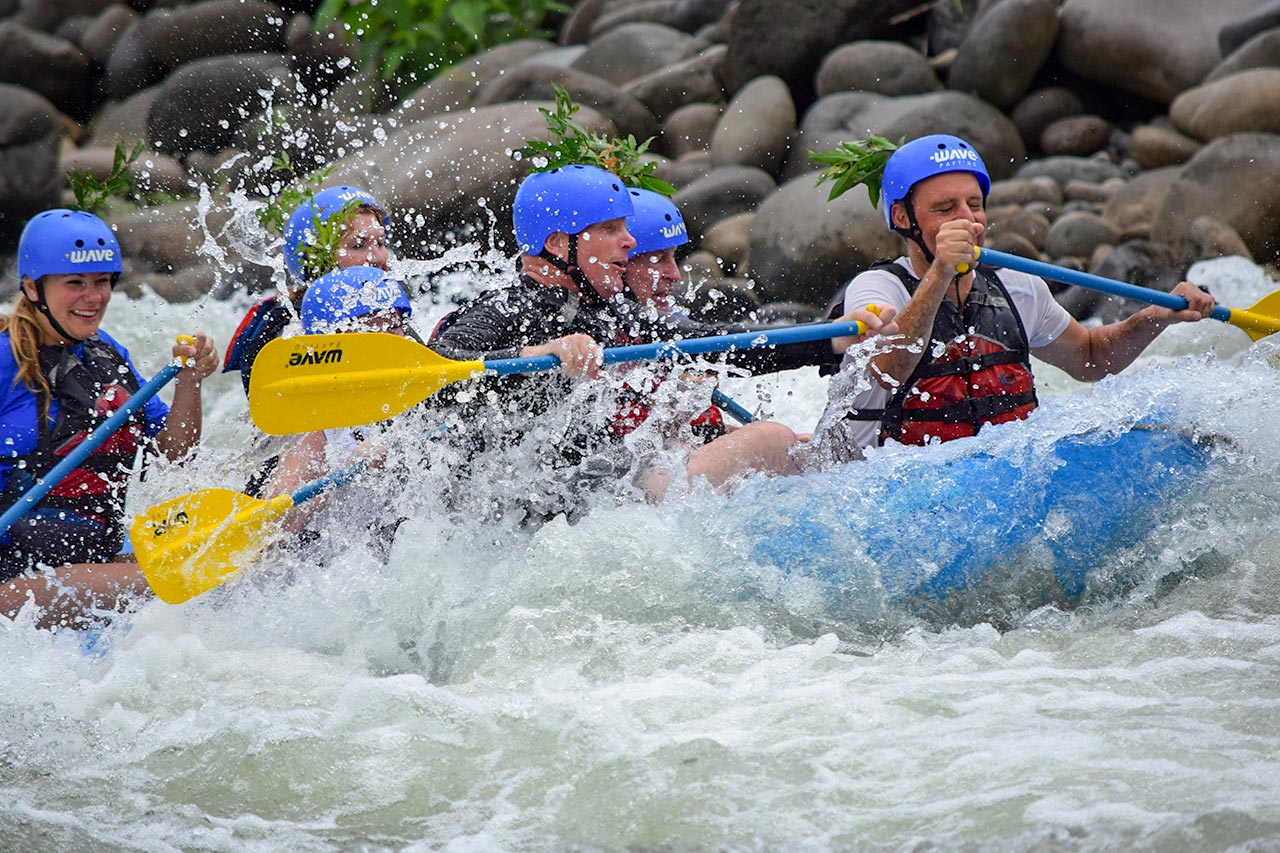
[2,253,1280,850]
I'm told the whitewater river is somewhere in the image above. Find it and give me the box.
[2,253,1278,851]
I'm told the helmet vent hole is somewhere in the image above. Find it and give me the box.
[75,239,85,247]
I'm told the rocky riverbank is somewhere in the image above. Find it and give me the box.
[2,0,1279,319]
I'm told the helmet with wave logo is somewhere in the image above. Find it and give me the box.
[513,164,635,255]
[880,135,990,230]
[301,265,411,334]
[625,188,688,257]
[18,209,123,282]
[284,185,388,282]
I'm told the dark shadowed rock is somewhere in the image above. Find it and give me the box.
[1045,210,1119,258]
[1190,215,1254,260]
[80,4,138,65]
[0,84,65,244]
[0,23,94,116]
[785,89,1025,181]
[661,102,720,157]
[747,172,904,307]
[286,15,359,94]
[1009,87,1084,152]
[13,0,115,32]
[710,75,793,176]
[653,151,713,188]
[927,0,981,55]
[1152,132,1280,262]
[1084,239,1185,322]
[143,0,287,69]
[1169,69,1280,140]
[671,0,735,32]
[1056,0,1269,104]
[147,54,293,155]
[1207,28,1280,82]
[988,206,1052,250]
[101,15,165,99]
[1040,115,1115,156]
[571,22,696,85]
[560,0,607,45]
[590,0,683,37]
[396,40,554,122]
[63,146,189,196]
[1219,0,1280,54]
[674,165,776,242]
[622,44,726,122]
[947,0,1058,109]
[475,64,659,144]
[723,0,923,103]
[87,86,159,147]
[815,41,941,98]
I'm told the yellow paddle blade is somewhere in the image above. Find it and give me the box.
[132,488,295,604]
[1235,291,1280,341]
[248,332,484,435]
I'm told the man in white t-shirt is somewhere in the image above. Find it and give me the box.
[825,134,1215,453]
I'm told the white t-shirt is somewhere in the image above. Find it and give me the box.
[835,257,1073,450]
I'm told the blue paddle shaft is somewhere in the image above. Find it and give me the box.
[711,389,755,425]
[0,362,184,536]
[290,461,367,506]
[977,248,1231,324]
[483,320,868,377]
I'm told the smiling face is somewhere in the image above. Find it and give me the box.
[22,272,113,344]
[335,210,390,272]
[546,217,636,300]
[892,171,987,256]
[623,247,681,312]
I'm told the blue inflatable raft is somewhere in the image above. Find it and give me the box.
[717,427,1213,613]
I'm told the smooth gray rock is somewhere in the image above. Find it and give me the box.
[709,75,794,176]
[571,21,696,85]
[947,0,1058,109]
[147,54,293,155]
[673,165,776,243]
[661,102,720,158]
[1169,69,1280,140]
[815,41,941,97]
[0,84,65,244]
[475,64,660,144]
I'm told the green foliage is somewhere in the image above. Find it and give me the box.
[254,152,336,237]
[66,138,145,213]
[809,135,902,206]
[515,83,677,196]
[297,198,363,280]
[314,0,568,87]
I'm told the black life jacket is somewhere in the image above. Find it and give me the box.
[846,260,1038,446]
[1,339,146,566]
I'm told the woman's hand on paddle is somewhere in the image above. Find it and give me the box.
[831,304,899,353]
[521,333,604,379]
[173,333,218,383]
[1160,281,1216,324]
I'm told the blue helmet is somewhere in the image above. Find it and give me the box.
[18,208,123,282]
[301,265,411,334]
[283,185,388,282]
[880,134,991,230]
[626,188,688,257]
[512,164,635,255]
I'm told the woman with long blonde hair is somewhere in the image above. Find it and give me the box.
[1,209,219,629]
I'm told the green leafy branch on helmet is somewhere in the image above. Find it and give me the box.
[65,137,145,213]
[809,135,902,206]
[297,199,363,281]
[514,83,677,197]
[254,152,336,236]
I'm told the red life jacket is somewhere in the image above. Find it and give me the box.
[610,328,725,444]
[1,339,146,564]
[846,261,1038,446]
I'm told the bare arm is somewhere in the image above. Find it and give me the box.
[153,333,218,462]
[1033,281,1215,381]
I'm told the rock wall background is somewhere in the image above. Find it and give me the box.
[3,0,1280,319]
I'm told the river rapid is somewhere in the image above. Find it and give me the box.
[2,253,1279,851]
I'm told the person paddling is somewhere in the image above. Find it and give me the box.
[427,165,892,521]
[224,186,392,393]
[816,134,1215,458]
[1,209,218,628]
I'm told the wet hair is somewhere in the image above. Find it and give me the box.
[1,285,54,424]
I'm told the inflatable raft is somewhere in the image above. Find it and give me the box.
[718,426,1213,612]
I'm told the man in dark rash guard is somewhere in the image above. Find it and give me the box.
[428,165,894,517]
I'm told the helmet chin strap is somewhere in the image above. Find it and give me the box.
[28,280,85,345]
[894,198,937,268]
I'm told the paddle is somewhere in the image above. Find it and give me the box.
[711,389,755,424]
[133,462,366,604]
[964,247,1280,341]
[248,320,869,434]
[0,340,192,537]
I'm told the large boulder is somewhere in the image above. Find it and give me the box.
[325,102,615,253]
[1206,29,1280,82]
[147,54,293,155]
[785,90,1025,181]
[622,44,726,122]
[1219,0,1280,54]
[709,75,794,176]
[1056,0,1274,104]
[13,0,115,32]
[570,21,697,85]
[141,0,288,69]
[673,165,776,243]
[1169,69,1280,140]
[395,39,555,122]
[1151,132,1280,263]
[947,0,1059,109]
[747,172,903,307]
[722,0,924,103]
[0,85,65,244]
[0,22,94,116]
[815,41,942,98]
[474,64,659,144]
